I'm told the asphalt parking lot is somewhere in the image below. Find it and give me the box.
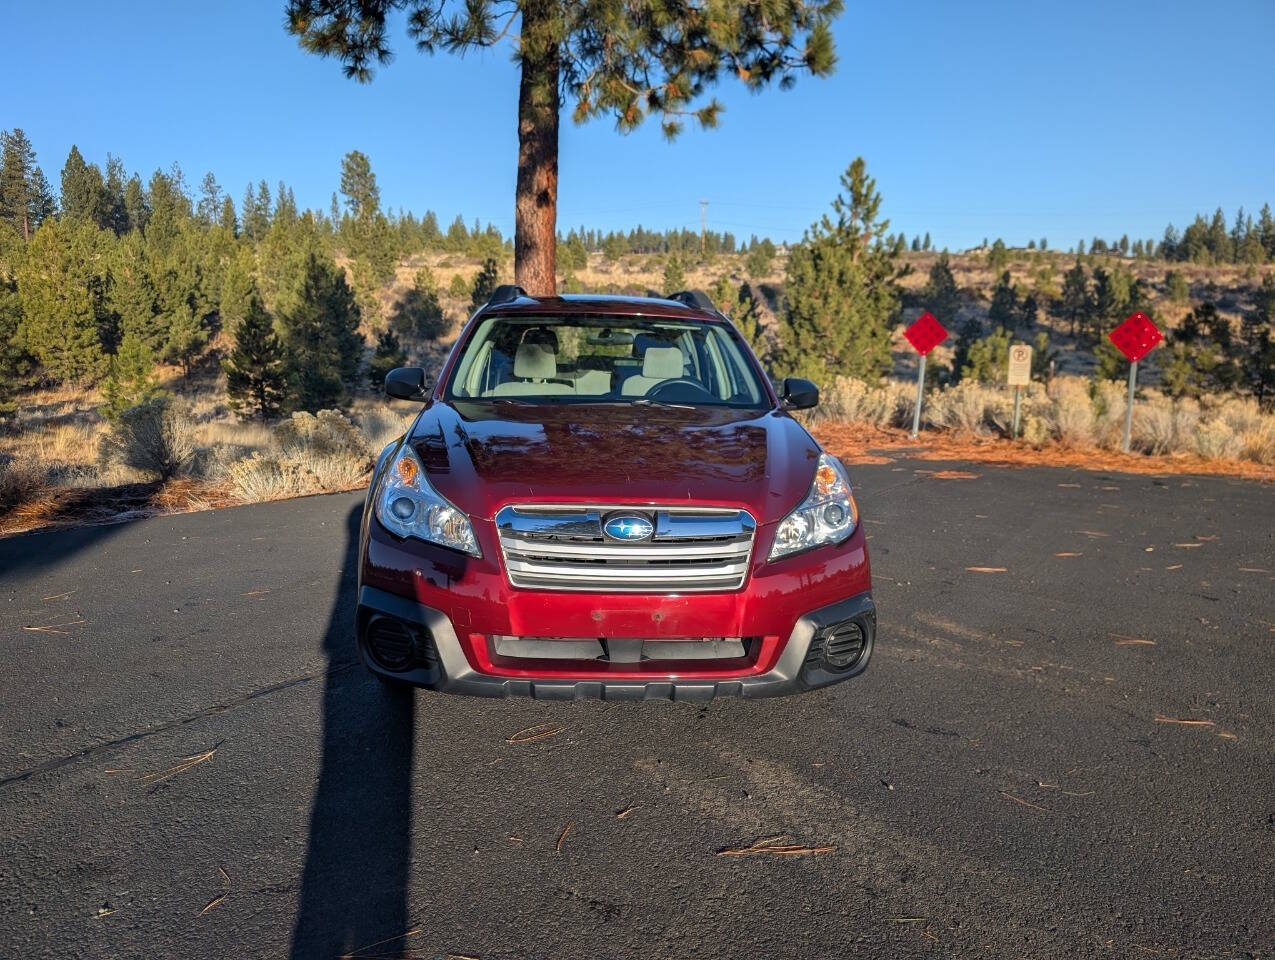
[2,459,1272,958]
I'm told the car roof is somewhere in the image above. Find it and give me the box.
[479,292,723,322]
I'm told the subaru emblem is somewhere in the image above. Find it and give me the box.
[603,514,654,542]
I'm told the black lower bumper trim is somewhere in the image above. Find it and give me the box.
[355,586,876,700]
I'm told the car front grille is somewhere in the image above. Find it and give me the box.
[495,504,756,593]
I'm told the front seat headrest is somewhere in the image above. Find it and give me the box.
[642,346,683,380]
[514,341,557,380]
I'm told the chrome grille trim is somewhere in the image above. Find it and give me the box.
[495,504,756,593]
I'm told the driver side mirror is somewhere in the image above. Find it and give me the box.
[781,377,819,410]
[385,367,431,402]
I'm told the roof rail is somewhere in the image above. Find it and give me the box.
[665,289,718,313]
[486,284,528,307]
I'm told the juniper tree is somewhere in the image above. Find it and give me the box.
[777,157,904,383]
[391,266,446,338]
[745,238,775,278]
[1162,303,1238,398]
[1240,273,1275,410]
[711,273,767,366]
[662,255,686,294]
[369,327,408,386]
[1056,258,1092,339]
[469,257,500,313]
[987,270,1018,331]
[224,290,286,420]
[286,0,839,294]
[921,252,959,325]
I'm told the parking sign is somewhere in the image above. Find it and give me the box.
[1007,344,1032,386]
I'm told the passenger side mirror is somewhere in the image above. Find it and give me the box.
[385,367,431,402]
[781,377,819,410]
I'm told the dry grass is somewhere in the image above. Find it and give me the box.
[812,375,1275,471]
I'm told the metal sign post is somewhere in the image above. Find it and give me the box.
[903,311,947,439]
[911,353,927,438]
[1122,359,1138,453]
[1108,312,1164,454]
[1006,343,1032,440]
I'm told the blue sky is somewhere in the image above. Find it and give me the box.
[8,0,1273,249]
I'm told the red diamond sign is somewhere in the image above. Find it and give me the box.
[905,311,947,356]
[1109,311,1163,363]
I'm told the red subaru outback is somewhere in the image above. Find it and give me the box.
[357,288,875,699]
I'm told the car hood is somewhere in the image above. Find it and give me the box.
[409,401,821,524]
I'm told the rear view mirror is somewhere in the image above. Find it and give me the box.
[385,367,430,401]
[781,377,819,410]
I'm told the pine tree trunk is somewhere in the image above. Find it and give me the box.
[514,0,559,296]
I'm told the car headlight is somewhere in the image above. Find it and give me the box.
[768,453,859,561]
[374,443,481,557]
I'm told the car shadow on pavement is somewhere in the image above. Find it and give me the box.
[290,504,418,958]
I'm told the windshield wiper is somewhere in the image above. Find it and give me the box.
[628,398,696,410]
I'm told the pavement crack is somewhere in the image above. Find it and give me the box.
[0,660,358,790]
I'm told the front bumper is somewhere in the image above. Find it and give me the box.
[356,585,876,700]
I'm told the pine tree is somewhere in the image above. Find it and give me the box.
[339,150,380,219]
[60,145,108,227]
[959,327,1011,384]
[1258,204,1275,260]
[101,333,162,421]
[219,194,237,236]
[124,175,149,232]
[469,257,500,313]
[15,218,109,381]
[103,154,130,235]
[277,252,363,411]
[288,0,839,295]
[224,290,286,420]
[923,231,932,251]
[1,129,51,240]
[0,267,28,413]
[777,157,904,382]
[108,231,161,350]
[196,172,223,225]
[162,303,207,377]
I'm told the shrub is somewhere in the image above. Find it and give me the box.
[1051,379,1096,447]
[926,383,989,435]
[0,456,47,513]
[1192,419,1242,460]
[227,410,372,501]
[99,397,198,481]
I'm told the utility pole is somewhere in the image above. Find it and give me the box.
[700,199,708,256]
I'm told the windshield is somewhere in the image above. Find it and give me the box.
[444,314,770,408]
